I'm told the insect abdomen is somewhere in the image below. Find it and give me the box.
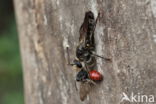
[89,70,103,81]
[85,56,96,70]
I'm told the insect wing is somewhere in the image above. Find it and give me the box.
[79,23,87,43]
[79,82,91,101]
[79,11,92,43]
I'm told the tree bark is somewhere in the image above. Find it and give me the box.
[14,0,156,104]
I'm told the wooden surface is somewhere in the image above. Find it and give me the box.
[14,0,156,104]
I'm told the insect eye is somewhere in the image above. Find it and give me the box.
[73,60,82,68]
[76,69,88,81]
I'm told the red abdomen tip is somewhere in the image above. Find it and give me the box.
[89,70,103,81]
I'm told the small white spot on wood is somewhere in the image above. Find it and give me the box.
[42,75,47,83]
[153,34,156,38]
[47,87,52,96]
[63,37,70,66]
[153,34,156,42]
[71,20,75,36]
[86,95,90,101]
[43,15,47,25]
[56,0,60,5]
[59,16,63,30]
[63,38,69,48]
[151,0,156,18]
[39,91,44,104]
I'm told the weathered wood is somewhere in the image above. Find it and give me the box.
[14,0,156,104]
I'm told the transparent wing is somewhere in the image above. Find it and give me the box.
[79,82,91,101]
[79,24,87,43]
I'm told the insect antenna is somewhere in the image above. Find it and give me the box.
[91,53,112,62]
[66,47,74,66]
[74,80,78,91]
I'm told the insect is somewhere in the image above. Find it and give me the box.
[66,11,111,101]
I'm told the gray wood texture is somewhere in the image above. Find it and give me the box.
[14,0,156,104]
